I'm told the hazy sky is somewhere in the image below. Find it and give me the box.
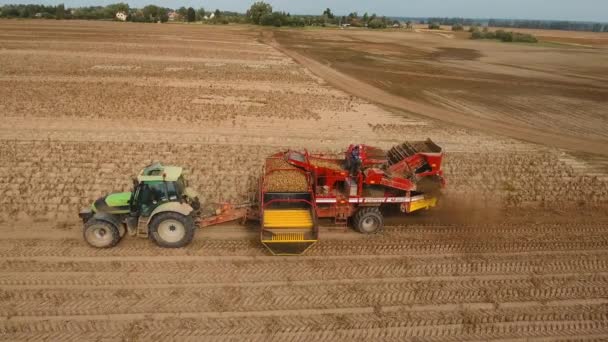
[3,0,607,22]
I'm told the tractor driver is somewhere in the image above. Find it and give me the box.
[140,183,166,215]
[350,145,362,176]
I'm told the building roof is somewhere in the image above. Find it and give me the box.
[137,162,182,182]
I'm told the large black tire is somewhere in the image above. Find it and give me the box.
[353,207,383,234]
[149,212,195,248]
[83,219,121,248]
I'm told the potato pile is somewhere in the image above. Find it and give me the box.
[310,158,345,170]
[265,157,309,192]
[266,158,293,170]
[265,171,308,192]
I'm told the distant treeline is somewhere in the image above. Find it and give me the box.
[487,18,607,32]
[0,2,399,28]
[2,3,606,32]
[412,17,608,33]
[0,3,230,23]
[471,27,538,43]
[1,3,64,19]
[246,2,399,28]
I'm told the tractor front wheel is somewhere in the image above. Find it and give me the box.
[354,207,383,234]
[149,212,195,248]
[83,219,121,248]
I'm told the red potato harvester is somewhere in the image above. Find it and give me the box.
[79,139,445,256]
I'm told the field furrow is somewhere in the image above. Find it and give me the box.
[1,225,607,257]
[2,274,608,318]
[1,252,608,287]
[2,303,607,341]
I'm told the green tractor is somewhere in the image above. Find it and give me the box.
[79,162,201,248]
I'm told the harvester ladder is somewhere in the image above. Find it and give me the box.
[333,203,349,232]
[137,217,150,238]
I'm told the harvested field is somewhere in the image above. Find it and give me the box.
[272,28,608,155]
[1,20,608,341]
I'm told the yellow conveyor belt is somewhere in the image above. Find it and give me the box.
[263,209,313,229]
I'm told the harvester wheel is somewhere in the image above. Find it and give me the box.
[354,207,383,234]
[83,219,121,248]
[149,212,195,248]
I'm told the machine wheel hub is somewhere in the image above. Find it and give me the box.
[361,217,379,231]
[86,226,112,245]
[157,219,186,243]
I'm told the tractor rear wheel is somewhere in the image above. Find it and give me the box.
[83,219,121,248]
[354,207,383,234]
[149,212,195,248]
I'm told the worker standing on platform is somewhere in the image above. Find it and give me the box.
[350,145,362,176]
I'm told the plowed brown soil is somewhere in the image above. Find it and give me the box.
[272,28,608,155]
[1,20,608,341]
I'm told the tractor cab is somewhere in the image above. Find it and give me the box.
[130,162,199,217]
[79,162,199,249]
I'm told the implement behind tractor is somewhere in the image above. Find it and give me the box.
[260,154,319,255]
[79,139,445,255]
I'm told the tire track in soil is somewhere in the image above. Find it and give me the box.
[382,223,608,237]
[5,323,608,342]
[2,272,607,290]
[1,253,608,287]
[2,303,607,341]
[2,226,604,340]
[1,234,607,258]
[1,248,607,261]
[2,274,608,317]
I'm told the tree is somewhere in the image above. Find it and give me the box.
[18,6,30,18]
[471,31,483,39]
[214,9,221,18]
[322,8,334,19]
[187,7,195,22]
[247,2,272,25]
[56,3,65,19]
[484,31,496,39]
[106,3,129,15]
[196,7,205,21]
[260,11,288,27]
[142,5,168,22]
[452,23,464,31]
[160,12,169,22]
[362,12,368,23]
[368,18,386,29]
[143,5,159,19]
[495,29,507,40]
[177,6,187,20]
[513,32,537,43]
[2,6,20,17]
